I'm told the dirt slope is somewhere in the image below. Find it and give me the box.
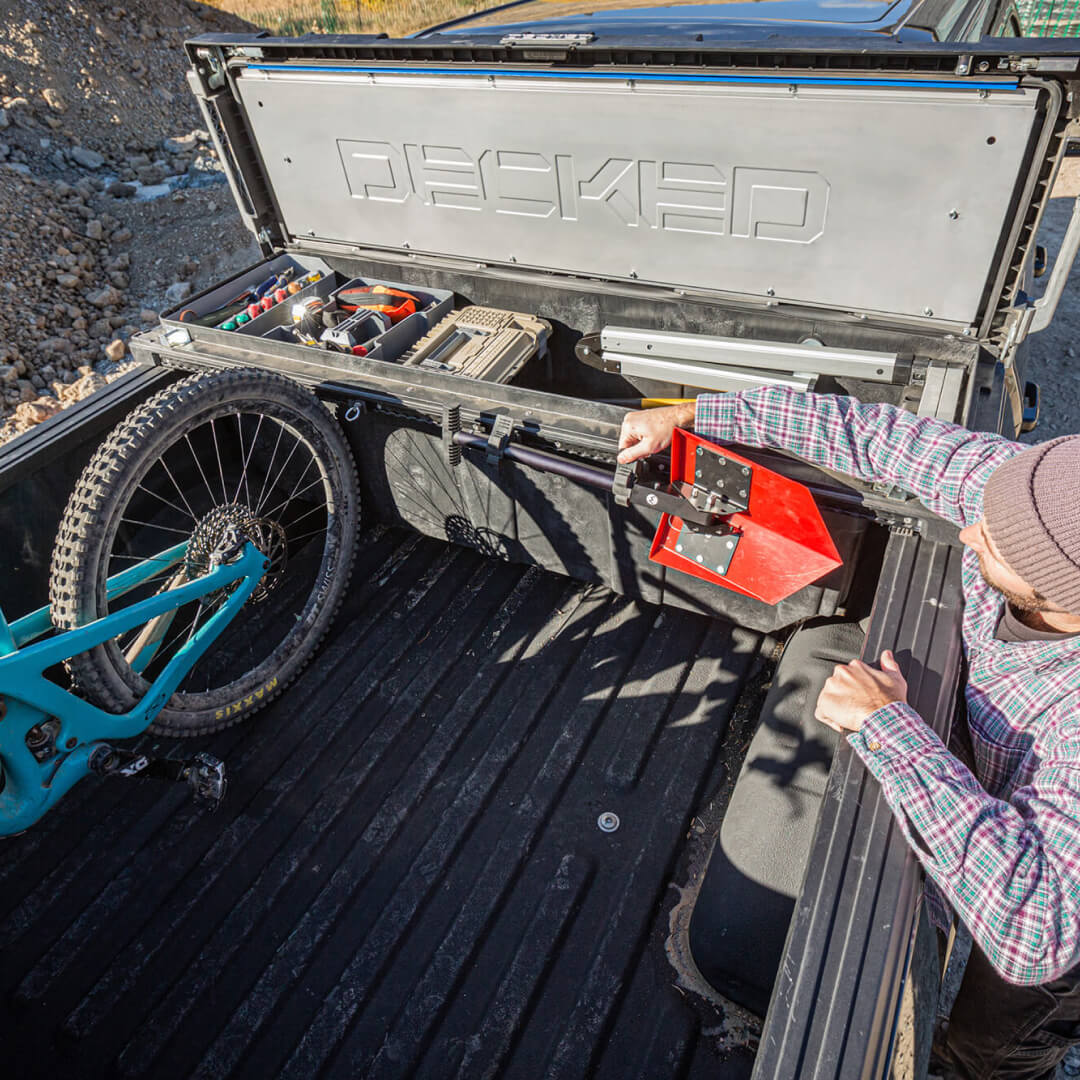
[0,0,259,441]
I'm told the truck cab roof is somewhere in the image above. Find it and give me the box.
[419,0,1008,42]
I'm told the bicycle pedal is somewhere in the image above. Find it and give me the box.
[185,753,227,812]
[89,745,227,811]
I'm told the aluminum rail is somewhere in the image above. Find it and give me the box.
[601,327,899,383]
[600,351,815,394]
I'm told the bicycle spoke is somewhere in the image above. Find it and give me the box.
[185,431,220,509]
[233,412,264,508]
[134,482,195,521]
[252,419,287,514]
[284,525,329,548]
[209,417,229,505]
[118,517,191,536]
[259,465,322,522]
[253,428,307,516]
[157,453,198,520]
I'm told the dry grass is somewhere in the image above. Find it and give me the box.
[202,0,484,38]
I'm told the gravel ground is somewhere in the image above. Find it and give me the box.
[1021,189,1080,443]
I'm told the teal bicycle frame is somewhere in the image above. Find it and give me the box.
[0,541,267,837]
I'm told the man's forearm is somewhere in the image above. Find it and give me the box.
[850,702,1080,986]
[694,387,1021,529]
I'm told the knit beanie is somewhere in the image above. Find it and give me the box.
[982,435,1080,613]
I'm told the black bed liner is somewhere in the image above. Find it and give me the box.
[0,522,771,1080]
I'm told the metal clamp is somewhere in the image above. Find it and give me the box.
[612,462,635,507]
[442,403,462,468]
[486,413,514,466]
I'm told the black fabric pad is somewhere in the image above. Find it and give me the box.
[689,617,866,1016]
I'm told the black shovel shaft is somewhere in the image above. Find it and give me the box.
[452,431,615,490]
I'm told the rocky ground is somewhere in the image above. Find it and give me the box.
[0,0,256,441]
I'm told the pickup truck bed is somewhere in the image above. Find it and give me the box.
[0,503,770,1079]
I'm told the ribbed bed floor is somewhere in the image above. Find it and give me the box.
[1,527,767,1080]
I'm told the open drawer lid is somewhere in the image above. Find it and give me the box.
[187,33,1080,335]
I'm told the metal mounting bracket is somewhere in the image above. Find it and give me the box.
[690,445,752,514]
[486,413,514,467]
[672,522,741,578]
[442,403,462,468]
[612,463,635,507]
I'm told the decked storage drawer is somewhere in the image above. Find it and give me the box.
[137,37,1068,630]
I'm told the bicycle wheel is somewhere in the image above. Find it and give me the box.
[49,367,360,735]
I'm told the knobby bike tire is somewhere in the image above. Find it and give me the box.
[49,367,360,735]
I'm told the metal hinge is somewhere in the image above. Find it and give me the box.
[194,47,226,92]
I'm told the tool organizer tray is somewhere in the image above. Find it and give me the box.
[159,254,454,364]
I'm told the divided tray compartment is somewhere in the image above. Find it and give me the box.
[326,277,454,363]
[157,253,335,344]
[236,271,346,339]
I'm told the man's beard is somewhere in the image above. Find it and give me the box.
[977,555,1050,613]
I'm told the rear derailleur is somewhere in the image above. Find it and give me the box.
[88,745,227,811]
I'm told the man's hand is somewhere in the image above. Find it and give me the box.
[617,402,696,464]
[814,650,908,733]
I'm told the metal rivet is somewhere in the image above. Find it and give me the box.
[725,540,734,549]
[766,287,775,297]
[788,84,798,94]
[675,544,683,553]
[646,493,658,506]
[923,307,934,316]
[598,811,620,832]
[696,470,702,478]
[978,60,990,72]
[949,208,960,220]
[740,466,749,475]
[738,489,747,498]
[629,270,638,279]
[696,555,704,563]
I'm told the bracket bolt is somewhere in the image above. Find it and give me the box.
[923,307,934,316]
[598,811,620,832]
[949,208,960,220]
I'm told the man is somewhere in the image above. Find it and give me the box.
[618,386,1080,1079]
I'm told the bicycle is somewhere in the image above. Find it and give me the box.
[0,368,359,837]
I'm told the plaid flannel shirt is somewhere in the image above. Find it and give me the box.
[695,386,1080,986]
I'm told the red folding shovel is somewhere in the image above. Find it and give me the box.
[647,429,842,605]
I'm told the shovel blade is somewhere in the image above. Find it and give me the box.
[649,429,842,605]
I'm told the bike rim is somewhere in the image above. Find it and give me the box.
[97,405,336,704]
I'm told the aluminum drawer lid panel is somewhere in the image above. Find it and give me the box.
[235,65,1039,327]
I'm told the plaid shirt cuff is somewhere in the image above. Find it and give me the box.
[693,394,738,442]
[848,701,946,778]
